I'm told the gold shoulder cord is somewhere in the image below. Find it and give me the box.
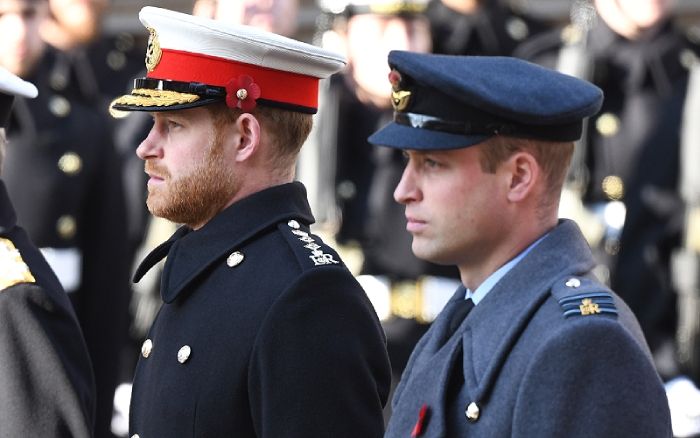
[0,237,36,291]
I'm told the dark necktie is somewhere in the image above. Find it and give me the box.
[448,298,475,335]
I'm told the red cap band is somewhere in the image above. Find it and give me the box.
[149,49,320,109]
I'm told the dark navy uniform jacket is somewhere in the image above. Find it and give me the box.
[0,181,95,437]
[129,182,391,438]
[386,220,672,437]
[425,0,550,57]
[4,47,131,437]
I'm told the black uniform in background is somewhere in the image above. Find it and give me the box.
[516,18,700,378]
[46,32,146,438]
[318,74,460,381]
[326,74,383,246]
[47,32,146,109]
[0,180,95,438]
[4,46,131,438]
[45,31,148,251]
[425,0,549,56]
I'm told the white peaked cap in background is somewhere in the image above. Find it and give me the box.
[0,67,38,99]
[0,67,38,128]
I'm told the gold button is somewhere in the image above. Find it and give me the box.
[565,278,581,288]
[107,50,127,71]
[506,17,529,41]
[48,95,71,118]
[595,112,620,137]
[177,345,191,364]
[58,152,82,175]
[50,73,68,91]
[141,339,153,358]
[605,238,621,256]
[601,175,624,201]
[561,25,583,45]
[680,48,698,70]
[287,220,300,229]
[227,251,244,267]
[56,215,77,240]
[465,402,480,422]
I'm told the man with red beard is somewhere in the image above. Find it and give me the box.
[109,7,391,437]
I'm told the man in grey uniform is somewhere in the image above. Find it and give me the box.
[369,51,672,437]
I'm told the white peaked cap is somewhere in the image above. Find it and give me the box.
[111,7,347,115]
[141,6,345,79]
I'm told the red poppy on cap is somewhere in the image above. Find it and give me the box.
[226,75,261,111]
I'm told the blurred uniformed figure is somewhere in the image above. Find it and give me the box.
[40,2,148,433]
[316,0,432,248]
[40,0,148,245]
[192,0,300,37]
[314,0,460,412]
[0,66,95,438]
[369,50,672,437]
[425,0,549,56]
[110,7,390,437]
[41,0,149,262]
[0,1,130,437]
[516,0,700,382]
[670,33,700,438]
[40,0,146,107]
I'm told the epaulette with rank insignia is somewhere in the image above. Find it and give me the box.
[551,276,618,318]
[278,220,342,269]
[0,237,36,291]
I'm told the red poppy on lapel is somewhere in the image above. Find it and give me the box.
[411,404,429,437]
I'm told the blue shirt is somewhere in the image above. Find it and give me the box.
[465,234,548,305]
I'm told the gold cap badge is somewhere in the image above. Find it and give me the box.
[389,69,411,111]
[145,27,162,72]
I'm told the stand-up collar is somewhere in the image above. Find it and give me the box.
[133,182,315,303]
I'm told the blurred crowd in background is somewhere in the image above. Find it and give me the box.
[1,0,700,437]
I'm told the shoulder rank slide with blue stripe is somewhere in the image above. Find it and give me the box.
[551,276,618,318]
[559,292,617,318]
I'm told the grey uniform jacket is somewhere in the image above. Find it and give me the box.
[386,219,672,437]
